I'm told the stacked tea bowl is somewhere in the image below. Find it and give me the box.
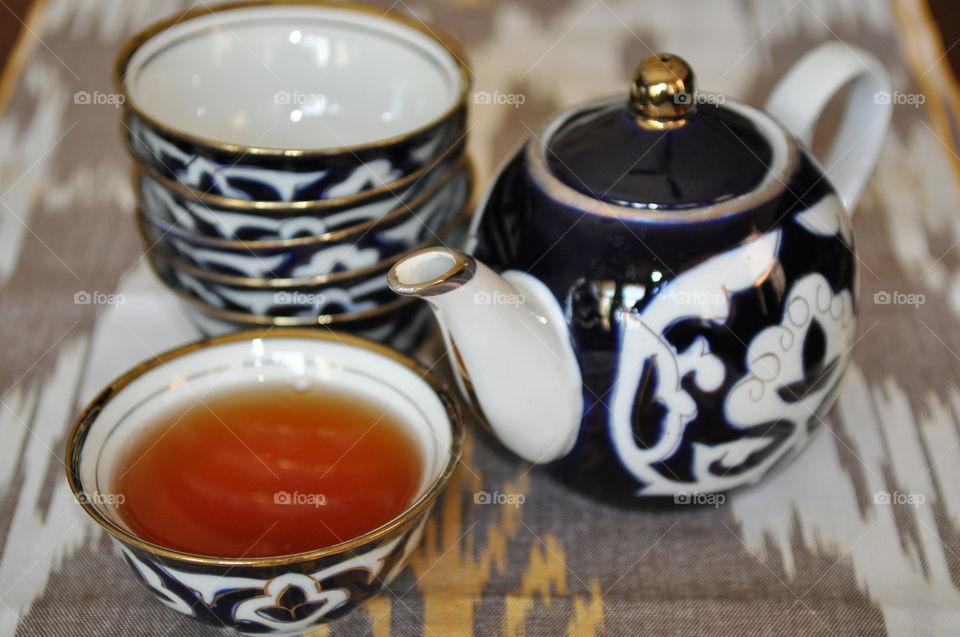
[115,1,473,350]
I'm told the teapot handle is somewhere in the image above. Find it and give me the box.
[765,42,891,214]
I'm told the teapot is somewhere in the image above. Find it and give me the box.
[388,43,891,501]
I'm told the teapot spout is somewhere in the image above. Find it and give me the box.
[388,248,583,464]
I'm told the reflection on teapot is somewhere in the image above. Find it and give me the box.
[389,43,890,501]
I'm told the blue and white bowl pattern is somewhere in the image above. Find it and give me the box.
[124,107,466,203]
[135,151,465,242]
[148,208,471,318]
[166,261,394,318]
[472,104,863,501]
[119,516,428,636]
[148,210,471,319]
[140,165,472,280]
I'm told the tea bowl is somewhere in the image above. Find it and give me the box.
[115,1,470,202]
[137,160,473,280]
[143,205,470,314]
[149,248,397,318]
[66,330,462,635]
[132,142,466,241]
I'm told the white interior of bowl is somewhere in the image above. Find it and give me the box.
[76,336,453,545]
[123,4,463,149]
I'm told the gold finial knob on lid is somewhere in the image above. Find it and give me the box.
[629,53,697,130]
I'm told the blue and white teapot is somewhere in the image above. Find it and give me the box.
[389,43,892,501]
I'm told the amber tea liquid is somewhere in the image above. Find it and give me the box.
[114,383,423,558]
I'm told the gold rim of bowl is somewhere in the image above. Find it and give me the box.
[65,328,463,567]
[113,0,472,158]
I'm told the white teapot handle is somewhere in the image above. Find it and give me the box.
[765,42,892,213]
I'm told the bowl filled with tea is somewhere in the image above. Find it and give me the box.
[65,330,462,635]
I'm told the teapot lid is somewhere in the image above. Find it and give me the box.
[545,53,774,210]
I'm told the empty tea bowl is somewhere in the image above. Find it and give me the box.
[150,247,435,351]
[66,330,462,634]
[115,1,470,202]
[150,249,396,318]
[132,142,466,241]
[138,155,470,249]
[138,160,473,280]
[144,207,471,315]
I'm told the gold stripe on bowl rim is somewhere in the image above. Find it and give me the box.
[113,0,472,158]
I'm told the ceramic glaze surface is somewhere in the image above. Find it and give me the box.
[119,517,427,636]
[124,109,466,202]
[135,147,463,241]
[473,147,856,499]
[390,251,583,464]
[422,42,892,500]
[139,164,472,280]
[547,101,772,208]
[117,3,470,203]
[124,5,463,149]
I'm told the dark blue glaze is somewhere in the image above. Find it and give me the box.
[125,106,467,202]
[119,525,421,633]
[140,168,470,280]
[475,144,854,503]
[547,103,772,209]
[154,150,466,242]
